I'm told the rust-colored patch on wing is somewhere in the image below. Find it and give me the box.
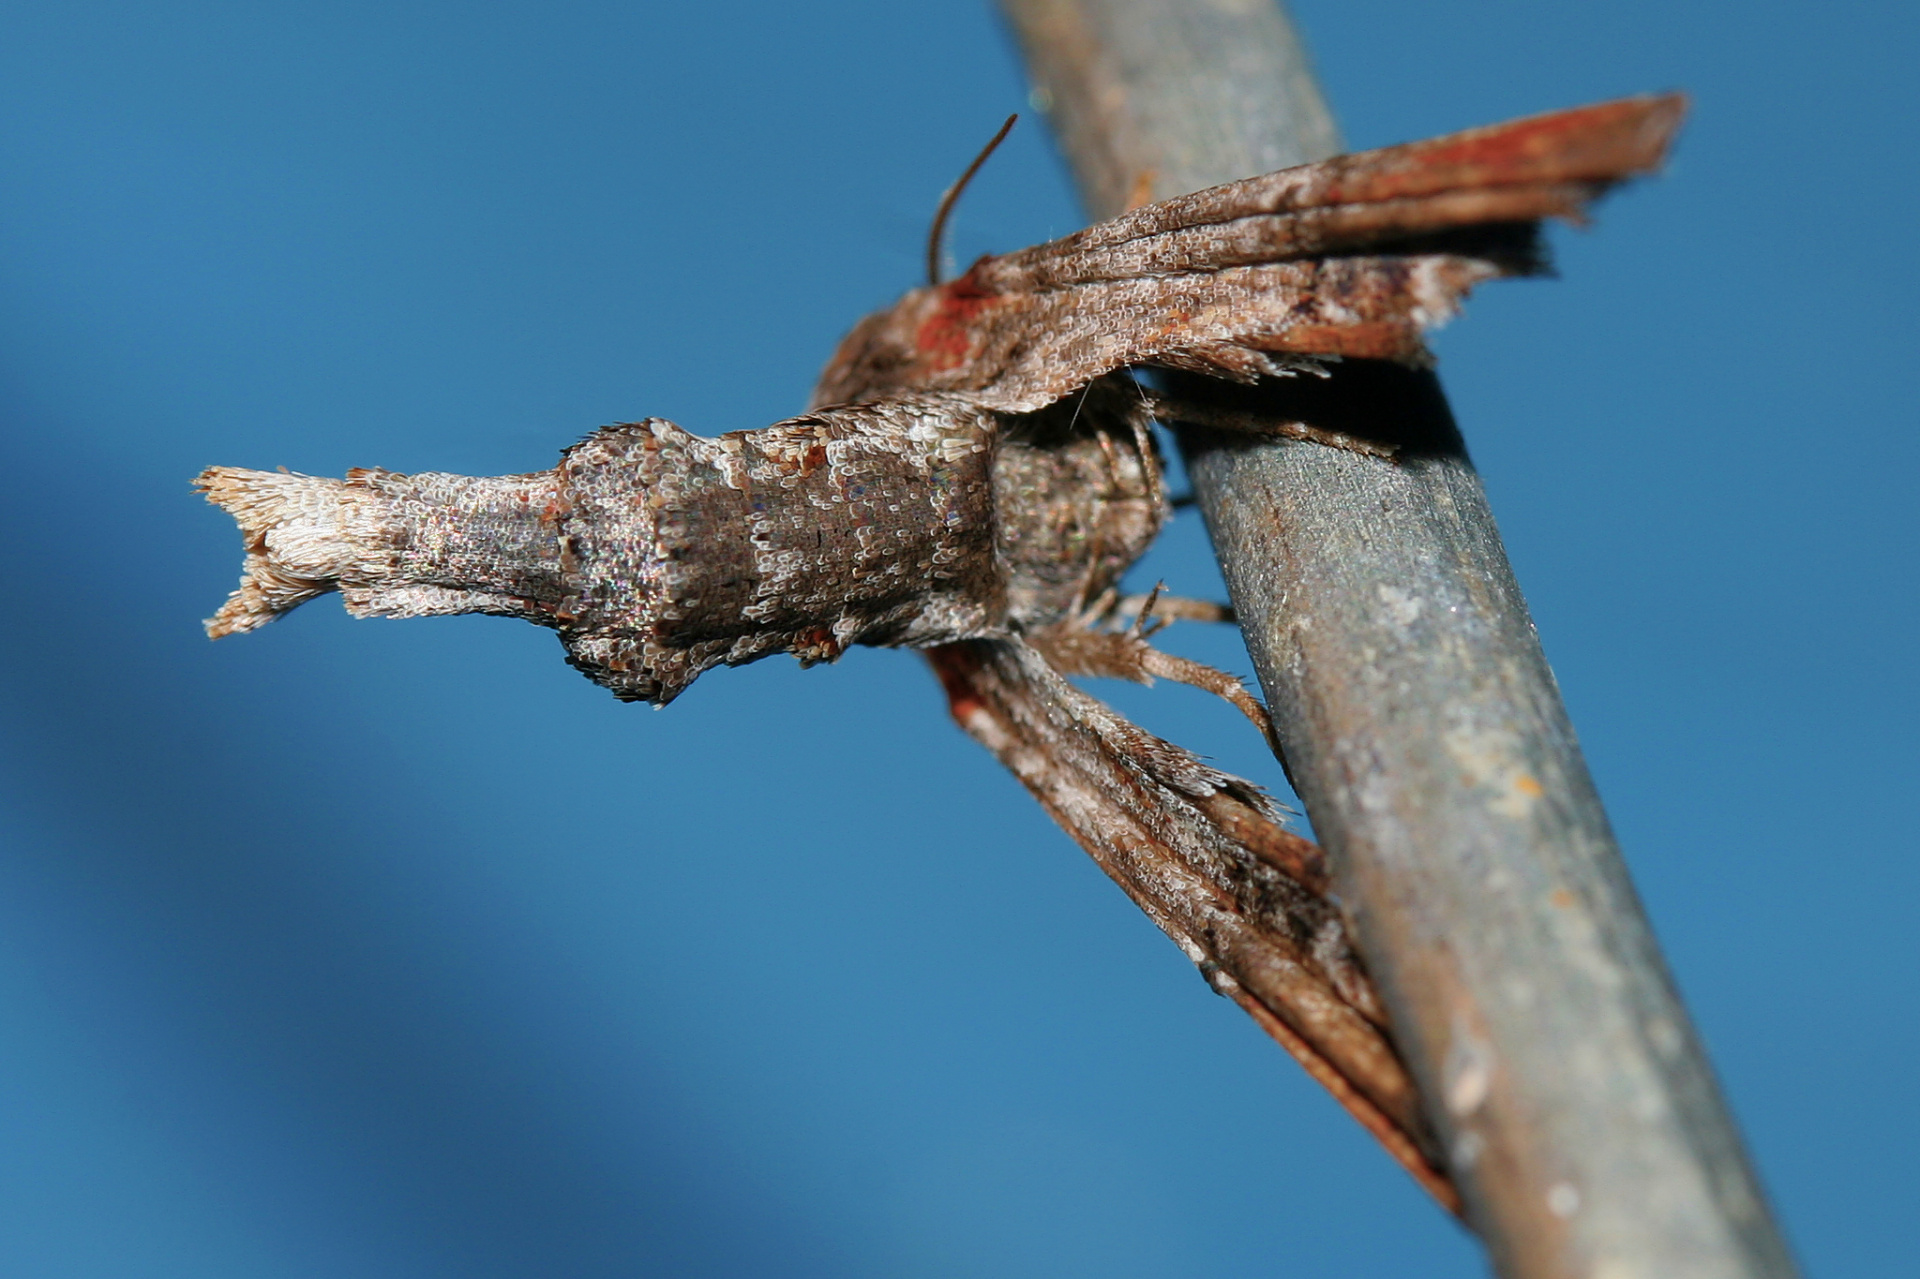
[1259,321,1423,362]
[1318,94,1686,205]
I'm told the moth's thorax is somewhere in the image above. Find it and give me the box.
[991,399,1164,628]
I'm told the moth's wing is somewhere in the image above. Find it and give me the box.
[924,637,1457,1209]
[815,94,1684,410]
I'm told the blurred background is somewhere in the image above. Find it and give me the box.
[0,2,1913,1275]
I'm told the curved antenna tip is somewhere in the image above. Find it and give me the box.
[926,114,1019,287]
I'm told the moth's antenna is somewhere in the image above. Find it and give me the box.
[926,114,1018,287]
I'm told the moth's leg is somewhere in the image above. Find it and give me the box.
[1136,646,1273,746]
[1065,522,1115,619]
[1069,581,1231,630]
[1107,592,1233,626]
[1123,384,1165,508]
[1137,385,1399,460]
[1030,591,1273,746]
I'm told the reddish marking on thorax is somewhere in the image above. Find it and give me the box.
[913,261,999,373]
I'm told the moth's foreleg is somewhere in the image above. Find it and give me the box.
[1105,591,1233,627]
[1072,582,1235,634]
[1027,611,1274,749]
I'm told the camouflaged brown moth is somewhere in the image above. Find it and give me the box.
[196,95,1685,1207]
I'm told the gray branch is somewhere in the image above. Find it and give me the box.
[996,2,1800,1277]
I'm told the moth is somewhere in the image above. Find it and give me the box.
[198,95,1684,1209]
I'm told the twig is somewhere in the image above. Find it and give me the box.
[996,2,1801,1276]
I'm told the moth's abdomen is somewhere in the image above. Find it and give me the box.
[201,396,1015,706]
[196,466,568,637]
[554,397,1007,703]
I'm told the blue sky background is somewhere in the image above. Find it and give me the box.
[0,2,1913,1275]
